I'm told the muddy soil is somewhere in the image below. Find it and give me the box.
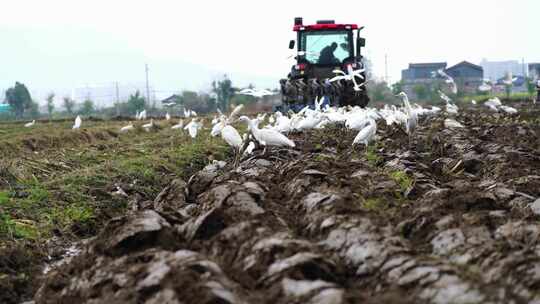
[35,104,540,303]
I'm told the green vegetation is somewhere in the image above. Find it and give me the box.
[126,90,146,115]
[212,75,234,111]
[365,144,383,166]
[63,96,75,115]
[0,118,229,243]
[362,198,388,211]
[80,99,95,115]
[5,82,32,118]
[46,93,55,118]
[389,170,414,192]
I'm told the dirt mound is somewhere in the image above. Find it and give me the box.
[35,105,540,303]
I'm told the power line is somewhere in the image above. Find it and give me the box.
[385,54,389,83]
[145,63,151,107]
[115,81,120,116]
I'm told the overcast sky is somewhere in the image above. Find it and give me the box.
[1,0,539,102]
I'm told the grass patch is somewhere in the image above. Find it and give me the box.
[0,118,230,243]
[389,170,414,193]
[365,144,383,166]
[0,191,10,205]
[0,212,39,240]
[362,198,388,211]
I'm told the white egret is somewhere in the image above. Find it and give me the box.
[229,104,244,122]
[210,120,226,137]
[436,69,457,94]
[478,83,492,92]
[120,123,134,132]
[184,118,202,138]
[142,119,154,131]
[345,114,370,130]
[329,64,365,91]
[243,141,256,155]
[138,110,147,121]
[471,100,477,105]
[72,115,82,129]
[296,112,322,131]
[171,120,184,130]
[165,112,171,121]
[238,88,275,98]
[24,120,35,128]
[438,90,452,103]
[486,97,502,107]
[221,125,242,148]
[268,114,275,124]
[484,98,502,112]
[273,112,292,133]
[503,72,518,86]
[353,118,377,147]
[397,92,417,136]
[499,105,518,114]
[239,116,295,149]
[446,103,459,115]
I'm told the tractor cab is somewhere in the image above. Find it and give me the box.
[288,18,365,80]
[279,17,369,110]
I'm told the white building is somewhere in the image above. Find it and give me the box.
[479,59,527,81]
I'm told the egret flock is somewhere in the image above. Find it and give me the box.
[20,82,522,160]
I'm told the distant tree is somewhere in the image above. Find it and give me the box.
[5,82,32,118]
[229,93,255,106]
[362,56,374,80]
[80,99,95,115]
[391,81,404,95]
[212,75,234,111]
[28,101,40,118]
[368,81,393,103]
[63,97,75,115]
[504,84,512,99]
[46,93,55,118]
[413,84,428,100]
[526,78,536,96]
[127,90,145,114]
[182,91,198,107]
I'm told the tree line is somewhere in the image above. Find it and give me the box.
[1,76,277,120]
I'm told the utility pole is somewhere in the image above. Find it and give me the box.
[115,82,120,116]
[145,63,151,108]
[384,54,389,83]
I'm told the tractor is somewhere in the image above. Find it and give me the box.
[279,17,369,111]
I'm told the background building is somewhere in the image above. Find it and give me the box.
[529,63,540,80]
[401,63,447,99]
[480,59,527,81]
[445,61,484,94]
[401,61,483,99]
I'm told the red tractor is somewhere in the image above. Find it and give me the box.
[279,17,369,111]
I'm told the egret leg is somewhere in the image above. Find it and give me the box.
[233,149,239,169]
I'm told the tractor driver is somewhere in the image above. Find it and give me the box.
[318,42,339,65]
